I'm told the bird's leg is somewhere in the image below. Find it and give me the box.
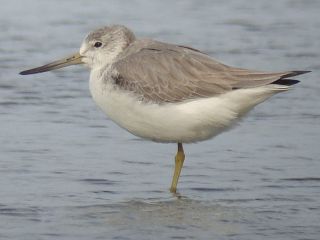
[170,143,185,193]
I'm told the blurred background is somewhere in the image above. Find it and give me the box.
[0,0,319,239]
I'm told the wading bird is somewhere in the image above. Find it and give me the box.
[20,25,310,193]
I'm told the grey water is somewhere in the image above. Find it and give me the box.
[1,0,320,239]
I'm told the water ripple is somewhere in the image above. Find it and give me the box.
[80,178,118,185]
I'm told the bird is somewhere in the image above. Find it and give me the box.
[20,25,310,193]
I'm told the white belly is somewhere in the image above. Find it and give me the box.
[89,73,287,143]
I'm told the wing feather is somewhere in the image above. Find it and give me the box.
[111,40,307,103]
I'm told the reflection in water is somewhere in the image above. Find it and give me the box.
[74,198,246,239]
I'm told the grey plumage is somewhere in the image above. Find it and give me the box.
[109,38,309,104]
[86,25,136,45]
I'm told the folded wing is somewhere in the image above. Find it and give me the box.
[112,40,309,103]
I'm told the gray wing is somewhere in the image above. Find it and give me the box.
[111,40,307,103]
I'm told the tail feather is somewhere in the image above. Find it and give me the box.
[272,79,300,86]
[272,70,311,86]
[281,71,311,78]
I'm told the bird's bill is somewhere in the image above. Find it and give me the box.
[19,52,83,75]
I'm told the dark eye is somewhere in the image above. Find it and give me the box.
[94,42,102,48]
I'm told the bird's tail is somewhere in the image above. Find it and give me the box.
[271,70,311,86]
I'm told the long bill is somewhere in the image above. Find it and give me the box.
[19,52,83,75]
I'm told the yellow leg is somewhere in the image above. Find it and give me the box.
[170,143,185,193]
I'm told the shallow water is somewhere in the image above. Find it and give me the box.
[1,0,320,239]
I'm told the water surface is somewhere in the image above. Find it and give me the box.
[0,0,319,239]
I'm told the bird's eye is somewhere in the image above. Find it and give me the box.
[94,42,102,48]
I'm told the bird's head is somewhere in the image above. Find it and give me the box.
[20,25,135,75]
[80,25,135,69]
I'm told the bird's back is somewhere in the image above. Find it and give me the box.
[109,39,309,104]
